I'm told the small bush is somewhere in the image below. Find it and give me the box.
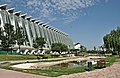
[51,54,60,58]
[42,54,51,59]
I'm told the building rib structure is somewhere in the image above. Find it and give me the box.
[0,4,73,50]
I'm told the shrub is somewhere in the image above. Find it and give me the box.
[42,54,51,59]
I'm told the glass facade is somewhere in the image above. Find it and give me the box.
[0,5,74,49]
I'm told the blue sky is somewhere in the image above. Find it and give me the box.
[0,0,120,50]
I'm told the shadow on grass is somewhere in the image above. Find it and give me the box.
[85,65,106,71]
[94,66,106,69]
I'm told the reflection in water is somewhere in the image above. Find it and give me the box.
[39,61,87,70]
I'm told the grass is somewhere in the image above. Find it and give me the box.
[92,56,119,70]
[0,55,119,77]
[103,56,119,66]
[27,66,86,77]
[0,54,37,61]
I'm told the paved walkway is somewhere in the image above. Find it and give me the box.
[0,68,50,78]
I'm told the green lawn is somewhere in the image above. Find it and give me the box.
[104,56,119,66]
[0,54,37,61]
[27,66,86,77]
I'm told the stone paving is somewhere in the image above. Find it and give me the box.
[0,68,51,78]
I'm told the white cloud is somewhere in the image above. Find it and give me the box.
[26,0,99,23]
[3,0,109,23]
[63,16,78,23]
[4,0,110,24]
[26,0,96,14]
[27,0,41,7]
[46,17,57,24]
[49,0,96,12]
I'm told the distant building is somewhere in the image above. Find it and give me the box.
[0,4,73,50]
[74,43,81,49]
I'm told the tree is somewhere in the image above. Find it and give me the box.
[80,45,86,52]
[61,44,68,51]
[33,37,46,49]
[94,46,96,51]
[0,27,4,48]
[14,27,25,50]
[99,45,105,52]
[103,34,110,51]
[1,23,15,52]
[103,27,120,55]
[33,37,46,59]
[0,28,3,38]
[0,27,4,40]
[51,43,68,53]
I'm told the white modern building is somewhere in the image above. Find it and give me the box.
[74,43,81,49]
[0,4,73,50]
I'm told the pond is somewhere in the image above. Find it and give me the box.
[39,60,88,70]
[38,60,98,70]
